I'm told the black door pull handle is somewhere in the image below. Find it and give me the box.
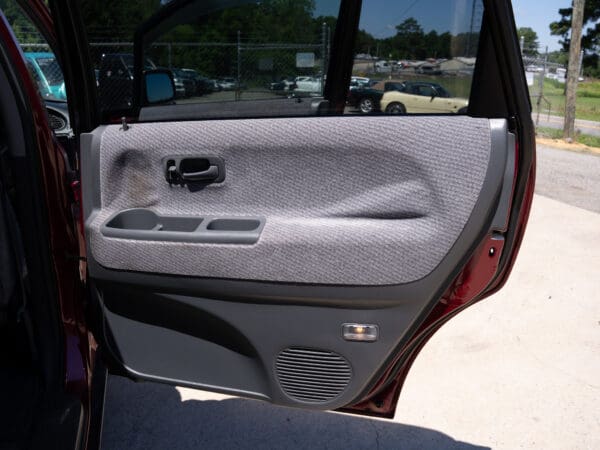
[164,156,226,185]
[181,165,219,182]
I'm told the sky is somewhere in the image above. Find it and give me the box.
[512,0,568,51]
[316,0,571,52]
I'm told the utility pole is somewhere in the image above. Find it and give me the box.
[520,35,525,56]
[466,0,477,56]
[563,0,585,141]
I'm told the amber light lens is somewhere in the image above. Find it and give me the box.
[342,324,379,342]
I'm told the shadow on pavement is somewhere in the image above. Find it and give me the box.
[101,376,488,450]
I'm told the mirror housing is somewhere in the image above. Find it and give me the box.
[143,69,175,105]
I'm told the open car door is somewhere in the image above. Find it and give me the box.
[51,0,535,418]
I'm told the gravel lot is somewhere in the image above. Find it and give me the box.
[101,144,600,450]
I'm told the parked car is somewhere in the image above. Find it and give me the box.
[269,76,297,92]
[374,60,392,73]
[0,1,535,448]
[206,78,222,92]
[294,76,322,93]
[172,68,197,97]
[192,76,212,95]
[415,63,442,75]
[177,69,216,95]
[218,77,245,90]
[22,53,71,137]
[350,76,370,88]
[347,80,406,113]
[23,52,66,100]
[380,81,468,114]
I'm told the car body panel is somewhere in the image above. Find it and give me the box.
[380,82,468,114]
[0,6,98,447]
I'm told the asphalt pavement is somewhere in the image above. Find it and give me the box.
[536,144,600,213]
[101,145,600,450]
[534,114,600,137]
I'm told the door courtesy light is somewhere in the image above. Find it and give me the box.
[342,324,379,342]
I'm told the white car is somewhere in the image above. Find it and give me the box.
[350,76,370,88]
[218,77,240,91]
[294,76,322,93]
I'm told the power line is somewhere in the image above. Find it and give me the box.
[372,0,420,38]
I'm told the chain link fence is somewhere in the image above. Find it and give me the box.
[84,25,330,110]
[521,45,571,127]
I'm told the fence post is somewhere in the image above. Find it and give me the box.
[236,30,241,101]
[536,46,548,127]
[322,22,327,96]
[520,36,524,57]
[327,24,331,64]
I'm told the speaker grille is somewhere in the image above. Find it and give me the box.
[275,347,352,403]
[47,110,67,131]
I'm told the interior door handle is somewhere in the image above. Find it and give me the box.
[180,165,219,182]
[164,155,226,186]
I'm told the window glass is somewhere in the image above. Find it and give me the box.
[350,0,483,115]
[80,0,340,117]
[77,0,483,120]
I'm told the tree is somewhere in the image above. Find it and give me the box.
[354,29,377,56]
[391,18,425,59]
[518,27,540,55]
[0,0,46,44]
[550,0,600,76]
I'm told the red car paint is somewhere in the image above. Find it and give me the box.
[0,7,95,446]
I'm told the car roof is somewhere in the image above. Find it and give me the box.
[101,53,132,58]
[371,80,405,91]
[405,81,443,88]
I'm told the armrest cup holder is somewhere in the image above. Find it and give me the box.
[102,209,264,244]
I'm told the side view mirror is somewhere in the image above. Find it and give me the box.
[430,89,439,101]
[143,69,175,105]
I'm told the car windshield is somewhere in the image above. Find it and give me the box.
[25,55,66,102]
[35,57,63,85]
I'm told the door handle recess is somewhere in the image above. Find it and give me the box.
[164,155,226,185]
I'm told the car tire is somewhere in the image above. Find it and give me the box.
[385,102,406,115]
[457,106,468,114]
[359,97,375,114]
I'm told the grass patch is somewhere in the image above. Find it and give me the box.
[578,134,600,148]
[536,126,600,148]
[530,78,600,122]
[536,127,562,139]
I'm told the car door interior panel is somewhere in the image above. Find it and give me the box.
[84,116,503,285]
[81,116,514,409]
